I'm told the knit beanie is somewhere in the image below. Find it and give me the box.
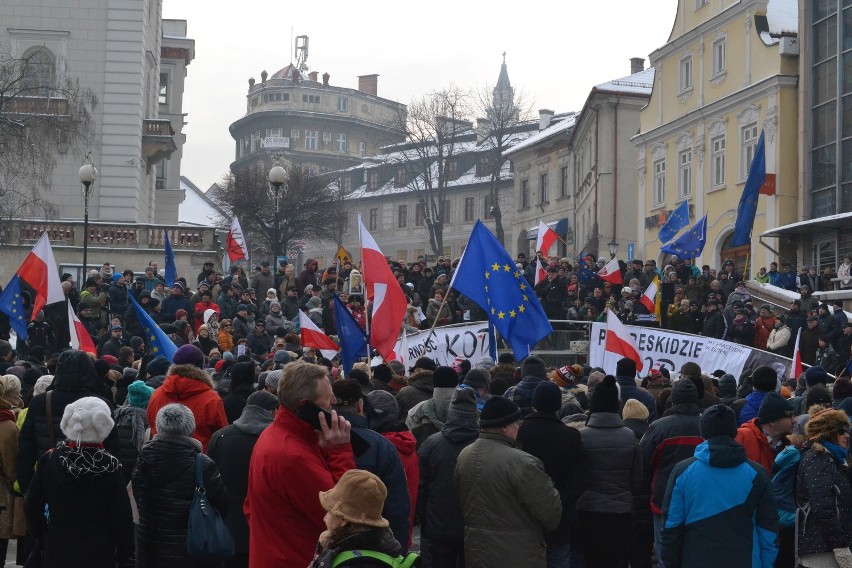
[331,379,364,406]
[521,356,547,380]
[127,380,154,409]
[60,397,114,444]
[670,378,699,405]
[758,391,793,424]
[273,350,291,365]
[433,366,460,389]
[173,344,204,368]
[700,404,738,439]
[834,378,852,402]
[463,368,490,389]
[475,356,495,370]
[497,353,515,365]
[448,386,479,423]
[372,364,393,384]
[387,360,406,378]
[622,398,649,421]
[230,361,256,388]
[156,403,196,437]
[717,374,738,401]
[616,357,637,378]
[246,390,278,412]
[532,381,562,414]
[679,361,702,380]
[365,390,399,432]
[479,396,521,428]
[752,365,780,391]
[590,375,620,414]
[805,366,829,387]
[265,370,283,391]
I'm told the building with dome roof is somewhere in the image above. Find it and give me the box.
[228,36,407,177]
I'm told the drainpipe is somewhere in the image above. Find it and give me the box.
[613,95,620,250]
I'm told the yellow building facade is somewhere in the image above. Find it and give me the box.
[634,0,799,272]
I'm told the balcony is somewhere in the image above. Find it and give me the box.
[142,118,177,167]
[12,220,215,251]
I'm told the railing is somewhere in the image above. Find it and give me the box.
[149,227,206,248]
[12,220,215,250]
[143,119,175,136]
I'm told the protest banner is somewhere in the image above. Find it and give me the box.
[394,322,491,368]
[589,322,792,382]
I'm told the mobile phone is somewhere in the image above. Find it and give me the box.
[297,401,333,431]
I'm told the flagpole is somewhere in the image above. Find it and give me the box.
[421,294,450,347]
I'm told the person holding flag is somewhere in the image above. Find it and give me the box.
[640,276,661,320]
[226,216,249,262]
[598,258,623,285]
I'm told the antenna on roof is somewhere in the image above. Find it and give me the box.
[295,35,310,74]
[290,28,294,65]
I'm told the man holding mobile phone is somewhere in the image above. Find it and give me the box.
[246,362,354,568]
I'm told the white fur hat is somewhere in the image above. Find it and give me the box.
[60,397,114,443]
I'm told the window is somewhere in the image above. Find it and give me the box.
[560,166,569,198]
[740,124,758,179]
[304,130,318,150]
[369,208,378,231]
[540,173,549,203]
[447,160,458,180]
[336,133,347,153]
[337,97,349,112]
[415,203,425,226]
[696,0,708,7]
[158,73,168,106]
[712,135,726,187]
[302,94,320,104]
[476,157,492,177]
[398,205,407,228]
[155,160,166,189]
[368,171,379,190]
[521,179,530,208]
[359,142,367,158]
[266,128,283,138]
[484,194,495,219]
[340,176,351,192]
[442,200,451,224]
[395,166,406,188]
[21,47,56,92]
[464,197,475,222]
[653,159,666,206]
[712,38,726,77]
[262,92,288,102]
[678,149,692,199]
[679,56,693,92]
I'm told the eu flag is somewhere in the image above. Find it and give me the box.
[661,214,707,258]
[451,221,552,358]
[0,275,28,340]
[732,131,766,247]
[658,199,690,244]
[576,258,600,284]
[164,231,177,288]
[129,293,178,362]
[333,294,369,373]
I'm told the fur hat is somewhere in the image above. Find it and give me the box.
[532,381,562,414]
[127,380,154,409]
[33,376,53,397]
[521,356,547,380]
[700,404,737,439]
[479,396,521,428]
[805,408,851,442]
[155,403,196,437]
[365,390,399,433]
[60,397,114,443]
[590,375,620,414]
[616,357,637,378]
[622,399,649,421]
[173,345,204,368]
[433,366,460,389]
[319,469,389,528]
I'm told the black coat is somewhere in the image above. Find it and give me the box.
[207,405,274,560]
[796,444,852,555]
[517,412,584,546]
[132,434,229,568]
[113,405,149,483]
[24,444,133,568]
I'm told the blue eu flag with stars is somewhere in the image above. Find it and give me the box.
[576,258,600,284]
[451,221,552,358]
[332,294,369,374]
[0,275,28,340]
[658,199,690,244]
[164,231,177,288]
[661,214,708,258]
[129,293,177,362]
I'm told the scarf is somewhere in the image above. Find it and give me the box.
[58,441,121,478]
[822,441,849,465]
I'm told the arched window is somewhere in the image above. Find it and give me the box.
[21,47,56,92]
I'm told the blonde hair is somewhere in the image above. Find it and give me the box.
[622,398,649,421]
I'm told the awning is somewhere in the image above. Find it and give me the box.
[760,211,852,238]
[527,218,569,240]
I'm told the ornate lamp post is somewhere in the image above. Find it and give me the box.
[79,159,97,285]
[608,238,619,260]
[267,159,287,266]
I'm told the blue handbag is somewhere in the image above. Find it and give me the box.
[187,453,234,560]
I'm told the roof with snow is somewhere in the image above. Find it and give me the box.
[767,0,798,36]
[503,113,577,157]
[594,67,655,95]
[179,176,225,227]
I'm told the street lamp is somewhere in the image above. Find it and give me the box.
[268,159,287,266]
[608,238,619,259]
[79,160,97,286]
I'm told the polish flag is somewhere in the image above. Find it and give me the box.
[67,300,96,355]
[17,232,64,319]
[605,308,644,373]
[226,217,249,262]
[640,276,660,314]
[598,258,623,284]
[298,310,339,360]
[358,215,408,360]
[535,219,558,255]
[534,257,547,285]
[791,328,803,379]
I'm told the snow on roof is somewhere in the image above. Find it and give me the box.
[594,67,655,95]
[179,177,224,227]
[503,114,576,157]
[346,160,512,200]
[767,0,798,36]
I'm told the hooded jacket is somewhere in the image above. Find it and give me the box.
[717,375,738,406]
[207,404,274,561]
[661,437,778,568]
[395,370,433,419]
[796,441,852,556]
[222,361,256,424]
[381,428,419,542]
[406,386,455,446]
[146,364,228,451]
[735,390,769,426]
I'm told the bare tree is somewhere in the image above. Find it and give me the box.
[0,46,97,241]
[473,82,535,245]
[210,163,346,262]
[389,85,472,257]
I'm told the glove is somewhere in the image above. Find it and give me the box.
[834,547,852,568]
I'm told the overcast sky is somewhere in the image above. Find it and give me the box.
[163,1,677,191]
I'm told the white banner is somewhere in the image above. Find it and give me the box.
[394,322,491,368]
[589,322,792,382]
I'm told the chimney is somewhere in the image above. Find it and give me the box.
[261,70,268,83]
[322,72,330,86]
[358,74,379,96]
[630,57,645,74]
[308,71,318,82]
[539,109,554,131]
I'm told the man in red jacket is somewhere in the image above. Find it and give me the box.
[245,361,354,568]
[735,391,793,472]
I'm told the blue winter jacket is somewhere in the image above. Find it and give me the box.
[661,437,779,568]
[737,391,769,426]
[771,445,801,528]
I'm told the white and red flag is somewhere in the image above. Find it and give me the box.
[535,219,558,255]
[358,215,408,360]
[605,308,644,373]
[791,328,803,379]
[534,257,547,286]
[17,232,64,319]
[67,300,96,355]
[298,311,339,360]
[226,217,249,262]
[598,258,623,284]
[640,276,660,315]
